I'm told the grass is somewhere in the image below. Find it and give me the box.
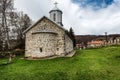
[0,46,120,80]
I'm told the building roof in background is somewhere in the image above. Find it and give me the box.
[88,41,104,44]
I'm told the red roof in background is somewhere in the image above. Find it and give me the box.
[88,41,104,44]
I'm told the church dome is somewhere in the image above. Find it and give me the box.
[49,3,62,13]
[49,2,63,26]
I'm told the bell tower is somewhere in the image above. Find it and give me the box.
[49,2,63,26]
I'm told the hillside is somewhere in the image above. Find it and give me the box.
[75,34,120,45]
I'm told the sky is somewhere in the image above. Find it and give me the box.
[14,0,120,35]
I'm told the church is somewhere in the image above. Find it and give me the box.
[23,2,74,58]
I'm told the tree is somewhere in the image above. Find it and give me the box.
[0,0,32,63]
[7,11,32,49]
[0,0,14,51]
[69,27,76,48]
[15,12,32,49]
[0,0,14,63]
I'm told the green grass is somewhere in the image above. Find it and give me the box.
[0,46,120,80]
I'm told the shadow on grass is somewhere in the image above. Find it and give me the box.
[0,62,13,66]
[115,55,120,59]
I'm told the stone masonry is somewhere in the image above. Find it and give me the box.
[24,16,74,58]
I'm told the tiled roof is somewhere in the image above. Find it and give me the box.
[88,41,104,44]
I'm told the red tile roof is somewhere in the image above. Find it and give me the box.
[88,41,104,45]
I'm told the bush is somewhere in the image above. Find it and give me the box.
[12,49,25,56]
[0,49,25,58]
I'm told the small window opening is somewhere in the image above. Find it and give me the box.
[39,48,42,52]
[53,13,56,21]
[57,48,59,51]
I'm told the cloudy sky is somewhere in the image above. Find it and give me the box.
[14,0,120,35]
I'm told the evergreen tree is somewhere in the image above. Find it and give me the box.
[69,27,76,48]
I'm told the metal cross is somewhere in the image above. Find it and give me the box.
[54,1,58,7]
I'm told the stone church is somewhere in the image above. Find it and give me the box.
[24,2,74,58]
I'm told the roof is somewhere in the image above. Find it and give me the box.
[49,2,62,13]
[49,7,62,13]
[23,16,67,34]
[88,41,104,44]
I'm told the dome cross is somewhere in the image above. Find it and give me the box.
[54,1,58,8]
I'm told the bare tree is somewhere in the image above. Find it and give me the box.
[0,0,14,51]
[0,0,32,63]
[9,12,32,49]
[0,0,14,63]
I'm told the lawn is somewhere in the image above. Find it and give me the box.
[0,46,120,80]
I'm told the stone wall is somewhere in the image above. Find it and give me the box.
[25,33,57,57]
[25,17,73,58]
[64,34,73,54]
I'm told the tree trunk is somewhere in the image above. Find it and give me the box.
[8,52,12,63]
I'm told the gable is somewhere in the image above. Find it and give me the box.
[23,16,66,34]
[24,16,73,43]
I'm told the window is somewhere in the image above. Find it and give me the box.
[39,48,42,52]
[53,13,56,21]
[57,48,59,51]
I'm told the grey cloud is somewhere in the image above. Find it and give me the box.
[14,0,120,35]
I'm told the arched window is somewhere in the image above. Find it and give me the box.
[53,13,56,21]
